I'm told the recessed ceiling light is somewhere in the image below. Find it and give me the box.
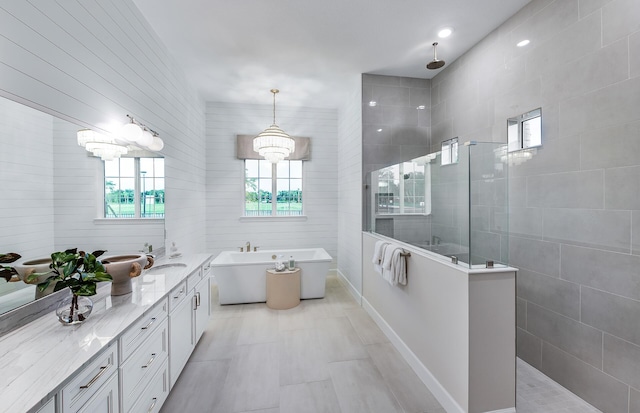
[369,101,377,107]
[377,129,383,132]
[517,39,530,47]
[416,105,426,110]
[438,28,453,38]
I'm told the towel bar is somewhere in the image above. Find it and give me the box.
[400,251,411,257]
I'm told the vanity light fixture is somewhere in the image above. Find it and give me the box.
[369,101,377,107]
[118,115,164,152]
[253,89,295,164]
[416,105,426,110]
[77,129,128,161]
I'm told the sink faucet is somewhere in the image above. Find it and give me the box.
[246,241,250,252]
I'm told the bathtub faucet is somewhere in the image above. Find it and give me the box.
[246,241,251,252]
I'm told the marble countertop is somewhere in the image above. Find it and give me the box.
[0,253,212,413]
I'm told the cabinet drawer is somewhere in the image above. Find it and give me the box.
[187,267,202,291]
[61,344,118,412]
[127,360,169,413]
[76,371,118,413]
[120,298,168,362]
[121,318,168,413]
[168,280,188,313]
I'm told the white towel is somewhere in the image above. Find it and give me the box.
[372,241,390,275]
[391,248,407,286]
[382,247,407,286]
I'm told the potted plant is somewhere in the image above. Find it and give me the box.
[0,253,21,282]
[28,248,112,325]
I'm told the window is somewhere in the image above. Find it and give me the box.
[245,159,302,216]
[375,161,429,215]
[104,157,165,218]
[441,137,459,165]
[508,108,542,152]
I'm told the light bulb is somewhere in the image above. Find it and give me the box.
[120,122,142,144]
[138,129,153,147]
[148,136,164,151]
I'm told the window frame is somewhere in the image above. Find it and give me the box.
[102,157,165,220]
[243,159,304,218]
[508,107,542,152]
[441,137,459,166]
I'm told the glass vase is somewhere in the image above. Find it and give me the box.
[56,293,93,325]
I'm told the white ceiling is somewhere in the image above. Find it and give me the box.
[133,0,531,109]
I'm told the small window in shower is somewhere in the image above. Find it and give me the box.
[508,108,541,152]
[441,137,459,165]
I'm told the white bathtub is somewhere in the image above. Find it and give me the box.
[210,248,332,305]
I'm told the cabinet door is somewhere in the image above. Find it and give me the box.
[35,397,55,413]
[168,293,194,389]
[76,372,119,413]
[194,276,210,343]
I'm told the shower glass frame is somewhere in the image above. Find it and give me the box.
[366,141,509,269]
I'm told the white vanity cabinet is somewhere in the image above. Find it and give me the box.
[35,397,56,413]
[75,373,119,413]
[189,264,211,343]
[168,264,212,389]
[193,275,210,342]
[60,343,119,413]
[119,299,169,413]
[168,279,194,388]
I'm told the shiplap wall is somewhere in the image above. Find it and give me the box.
[337,76,363,294]
[0,98,54,258]
[52,118,165,254]
[0,1,206,254]
[205,102,338,263]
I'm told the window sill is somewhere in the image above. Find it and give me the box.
[375,213,431,217]
[93,218,165,225]
[239,215,308,222]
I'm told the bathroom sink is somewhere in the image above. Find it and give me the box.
[145,263,187,274]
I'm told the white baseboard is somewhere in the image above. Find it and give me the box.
[485,409,516,413]
[335,269,362,304]
[362,297,466,413]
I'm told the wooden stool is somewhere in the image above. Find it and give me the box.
[266,268,300,310]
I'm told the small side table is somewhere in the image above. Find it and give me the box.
[266,268,301,310]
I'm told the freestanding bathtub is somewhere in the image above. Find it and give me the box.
[210,248,333,305]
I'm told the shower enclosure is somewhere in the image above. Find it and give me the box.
[366,141,509,268]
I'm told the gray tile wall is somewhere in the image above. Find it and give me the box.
[432,0,640,411]
[362,74,431,235]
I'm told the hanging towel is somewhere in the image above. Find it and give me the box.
[390,248,407,286]
[372,241,390,275]
[382,247,407,286]
[381,245,397,284]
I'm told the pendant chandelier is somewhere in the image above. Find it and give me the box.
[253,89,295,164]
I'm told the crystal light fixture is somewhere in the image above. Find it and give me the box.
[253,89,295,164]
[77,129,128,161]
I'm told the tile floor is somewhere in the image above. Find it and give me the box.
[161,275,601,413]
[516,359,602,413]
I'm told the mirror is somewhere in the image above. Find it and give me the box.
[0,96,165,315]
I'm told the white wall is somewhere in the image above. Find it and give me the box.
[0,98,54,259]
[0,1,206,254]
[205,102,338,262]
[337,76,363,295]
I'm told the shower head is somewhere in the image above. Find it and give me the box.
[426,42,445,70]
